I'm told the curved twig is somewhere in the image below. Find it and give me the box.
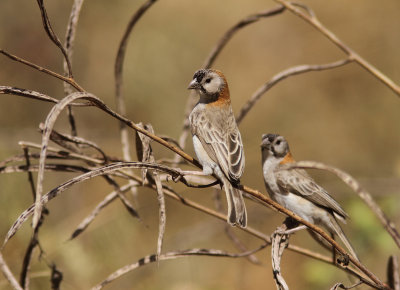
[33,92,98,229]
[91,245,268,290]
[114,0,158,162]
[36,0,73,77]
[236,58,352,124]
[70,182,138,240]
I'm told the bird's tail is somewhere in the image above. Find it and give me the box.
[223,179,247,228]
[329,215,360,262]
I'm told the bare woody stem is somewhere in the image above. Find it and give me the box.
[274,0,400,97]
[236,58,352,124]
[0,50,84,92]
[114,0,158,163]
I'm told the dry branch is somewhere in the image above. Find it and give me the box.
[36,0,73,77]
[114,0,158,163]
[33,93,96,229]
[0,252,23,290]
[64,0,85,95]
[0,86,58,104]
[236,59,351,124]
[0,50,84,92]
[91,245,267,290]
[70,182,139,240]
[387,256,400,290]
[63,0,85,135]
[274,0,400,97]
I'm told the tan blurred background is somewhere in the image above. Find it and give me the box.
[1,0,399,289]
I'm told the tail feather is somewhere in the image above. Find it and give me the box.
[223,180,247,228]
[329,216,360,262]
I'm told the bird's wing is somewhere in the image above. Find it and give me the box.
[190,106,244,182]
[275,168,348,218]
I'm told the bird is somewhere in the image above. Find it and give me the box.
[187,68,247,227]
[261,133,359,260]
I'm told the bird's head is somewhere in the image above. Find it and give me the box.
[188,69,229,103]
[261,133,290,160]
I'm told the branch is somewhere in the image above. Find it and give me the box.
[236,58,351,124]
[387,255,400,290]
[64,0,85,95]
[114,0,158,163]
[91,245,267,290]
[274,0,400,97]
[36,0,73,77]
[0,50,84,92]
[70,182,138,240]
[0,252,23,290]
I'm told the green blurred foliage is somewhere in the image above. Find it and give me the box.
[1,0,399,289]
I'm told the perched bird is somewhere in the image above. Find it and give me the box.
[261,133,359,260]
[188,69,247,227]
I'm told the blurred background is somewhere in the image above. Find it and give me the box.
[1,0,399,289]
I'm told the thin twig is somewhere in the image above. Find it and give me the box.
[0,252,23,290]
[19,147,42,289]
[33,93,96,229]
[39,124,109,163]
[64,0,85,95]
[91,245,268,290]
[36,0,73,77]
[0,86,58,104]
[387,256,400,290]
[70,182,138,240]
[0,50,84,92]
[274,0,400,97]
[64,0,85,135]
[114,0,158,163]
[236,58,352,124]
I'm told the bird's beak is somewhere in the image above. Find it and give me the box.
[260,135,271,149]
[187,79,200,90]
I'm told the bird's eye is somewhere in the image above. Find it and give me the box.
[276,140,281,146]
[205,78,211,84]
